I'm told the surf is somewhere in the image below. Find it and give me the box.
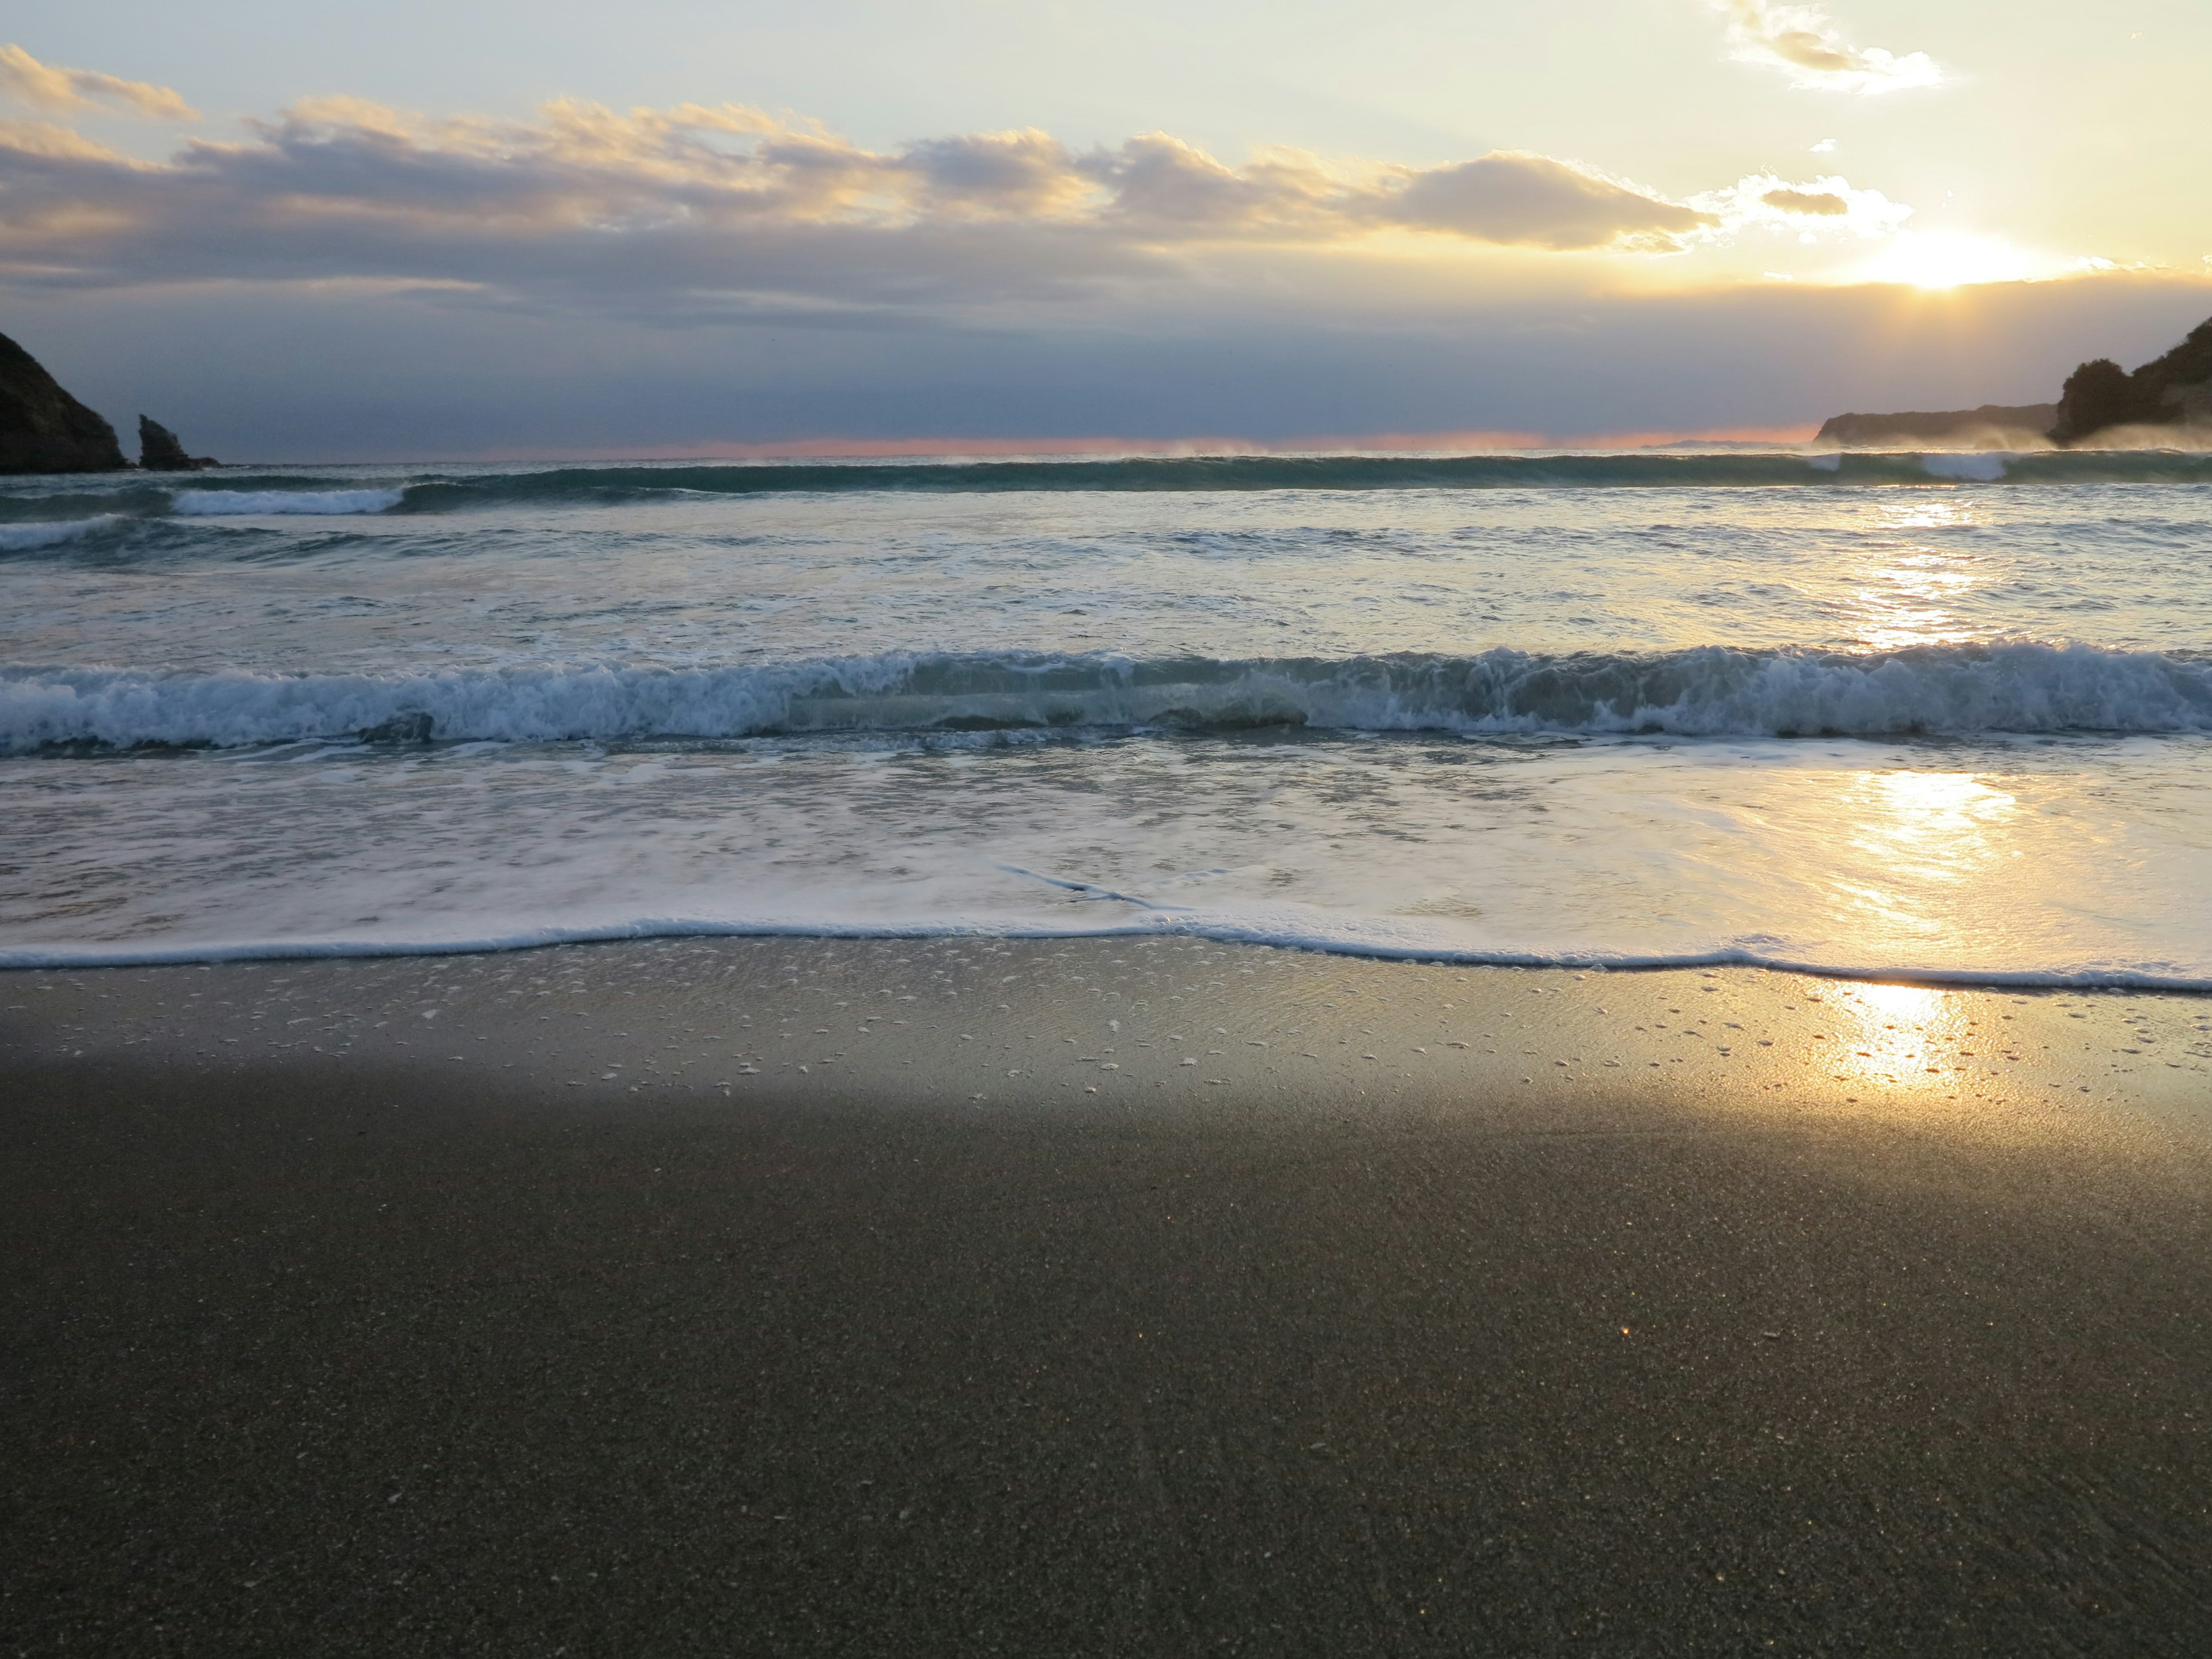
[7,641,2211,753]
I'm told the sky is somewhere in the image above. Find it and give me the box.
[3,1,2209,457]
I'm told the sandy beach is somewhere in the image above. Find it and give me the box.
[5,937,2210,1654]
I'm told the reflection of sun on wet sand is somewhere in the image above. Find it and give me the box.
[6,937,2210,1652]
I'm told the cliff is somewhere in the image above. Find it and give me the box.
[2049,316,2212,444]
[0,331,128,474]
[1815,404,2056,449]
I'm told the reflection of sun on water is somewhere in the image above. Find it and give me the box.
[1854,983,1944,1025]
[1830,982,1968,1094]
[1851,770,2014,878]
[1851,502,1984,650]
[1825,770,2020,954]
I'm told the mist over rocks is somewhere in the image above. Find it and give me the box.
[2049,316,2212,444]
[0,330,128,474]
[138,414,218,471]
[1815,404,2055,449]
[1816,313,2211,450]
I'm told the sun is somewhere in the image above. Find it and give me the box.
[1856,230,2051,290]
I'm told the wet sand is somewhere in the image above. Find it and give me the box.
[5,937,2211,1654]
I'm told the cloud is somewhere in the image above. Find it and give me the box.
[1761,187,1847,215]
[1695,172,1912,241]
[0,43,196,121]
[1714,2,1942,94]
[0,94,1725,317]
[1380,153,1714,251]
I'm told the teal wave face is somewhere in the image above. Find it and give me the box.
[4,450,2210,525]
[386,450,2212,509]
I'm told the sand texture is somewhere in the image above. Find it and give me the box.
[5,937,2211,1654]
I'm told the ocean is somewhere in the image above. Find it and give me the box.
[5,451,2210,987]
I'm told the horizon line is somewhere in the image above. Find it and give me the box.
[451,425,1823,464]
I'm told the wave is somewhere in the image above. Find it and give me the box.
[3,913,2205,991]
[0,514,117,552]
[377,450,2212,506]
[4,449,2211,525]
[171,488,406,516]
[7,642,2211,753]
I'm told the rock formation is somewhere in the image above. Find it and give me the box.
[138,415,219,471]
[1815,315,2212,449]
[0,330,128,474]
[2048,316,2212,444]
[1815,404,2056,449]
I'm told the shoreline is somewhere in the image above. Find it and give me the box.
[9,922,2212,994]
[6,937,2211,1653]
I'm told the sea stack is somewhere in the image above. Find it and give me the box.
[138,414,219,471]
[0,330,129,474]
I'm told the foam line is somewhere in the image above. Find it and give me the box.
[4,914,2207,992]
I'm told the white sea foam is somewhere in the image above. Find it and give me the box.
[3,912,2207,991]
[1805,453,1843,472]
[0,515,116,551]
[9,465,2210,993]
[5,644,2209,753]
[170,488,404,516]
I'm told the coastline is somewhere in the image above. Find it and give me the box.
[6,937,2210,1653]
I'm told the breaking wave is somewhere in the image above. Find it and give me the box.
[7,642,2210,753]
[0,515,117,552]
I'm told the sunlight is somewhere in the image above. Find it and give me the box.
[1853,982,1946,1026]
[1855,231,2049,290]
[1836,770,2020,944]
[1851,770,2017,876]
[1827,981,1968,1094]
[1852,552,1983,650]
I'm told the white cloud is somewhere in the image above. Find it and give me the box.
[1694,172,1914,241]
[1714,2,1942,94]
[0,94,1722,317]
[0,43,196,121]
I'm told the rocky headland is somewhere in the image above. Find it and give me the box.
[0,329,128,474]
[2047,315,2212,444]
[1819,313,2212,449]
[1815,404,2055,449]
[1,330,216,474]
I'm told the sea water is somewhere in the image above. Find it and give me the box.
[4,452,2209,986]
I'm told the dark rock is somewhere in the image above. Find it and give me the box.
[2050,315,2212,444]
[0,331,128,474]
[138,415,219,471]
[1815,404,2056,449]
